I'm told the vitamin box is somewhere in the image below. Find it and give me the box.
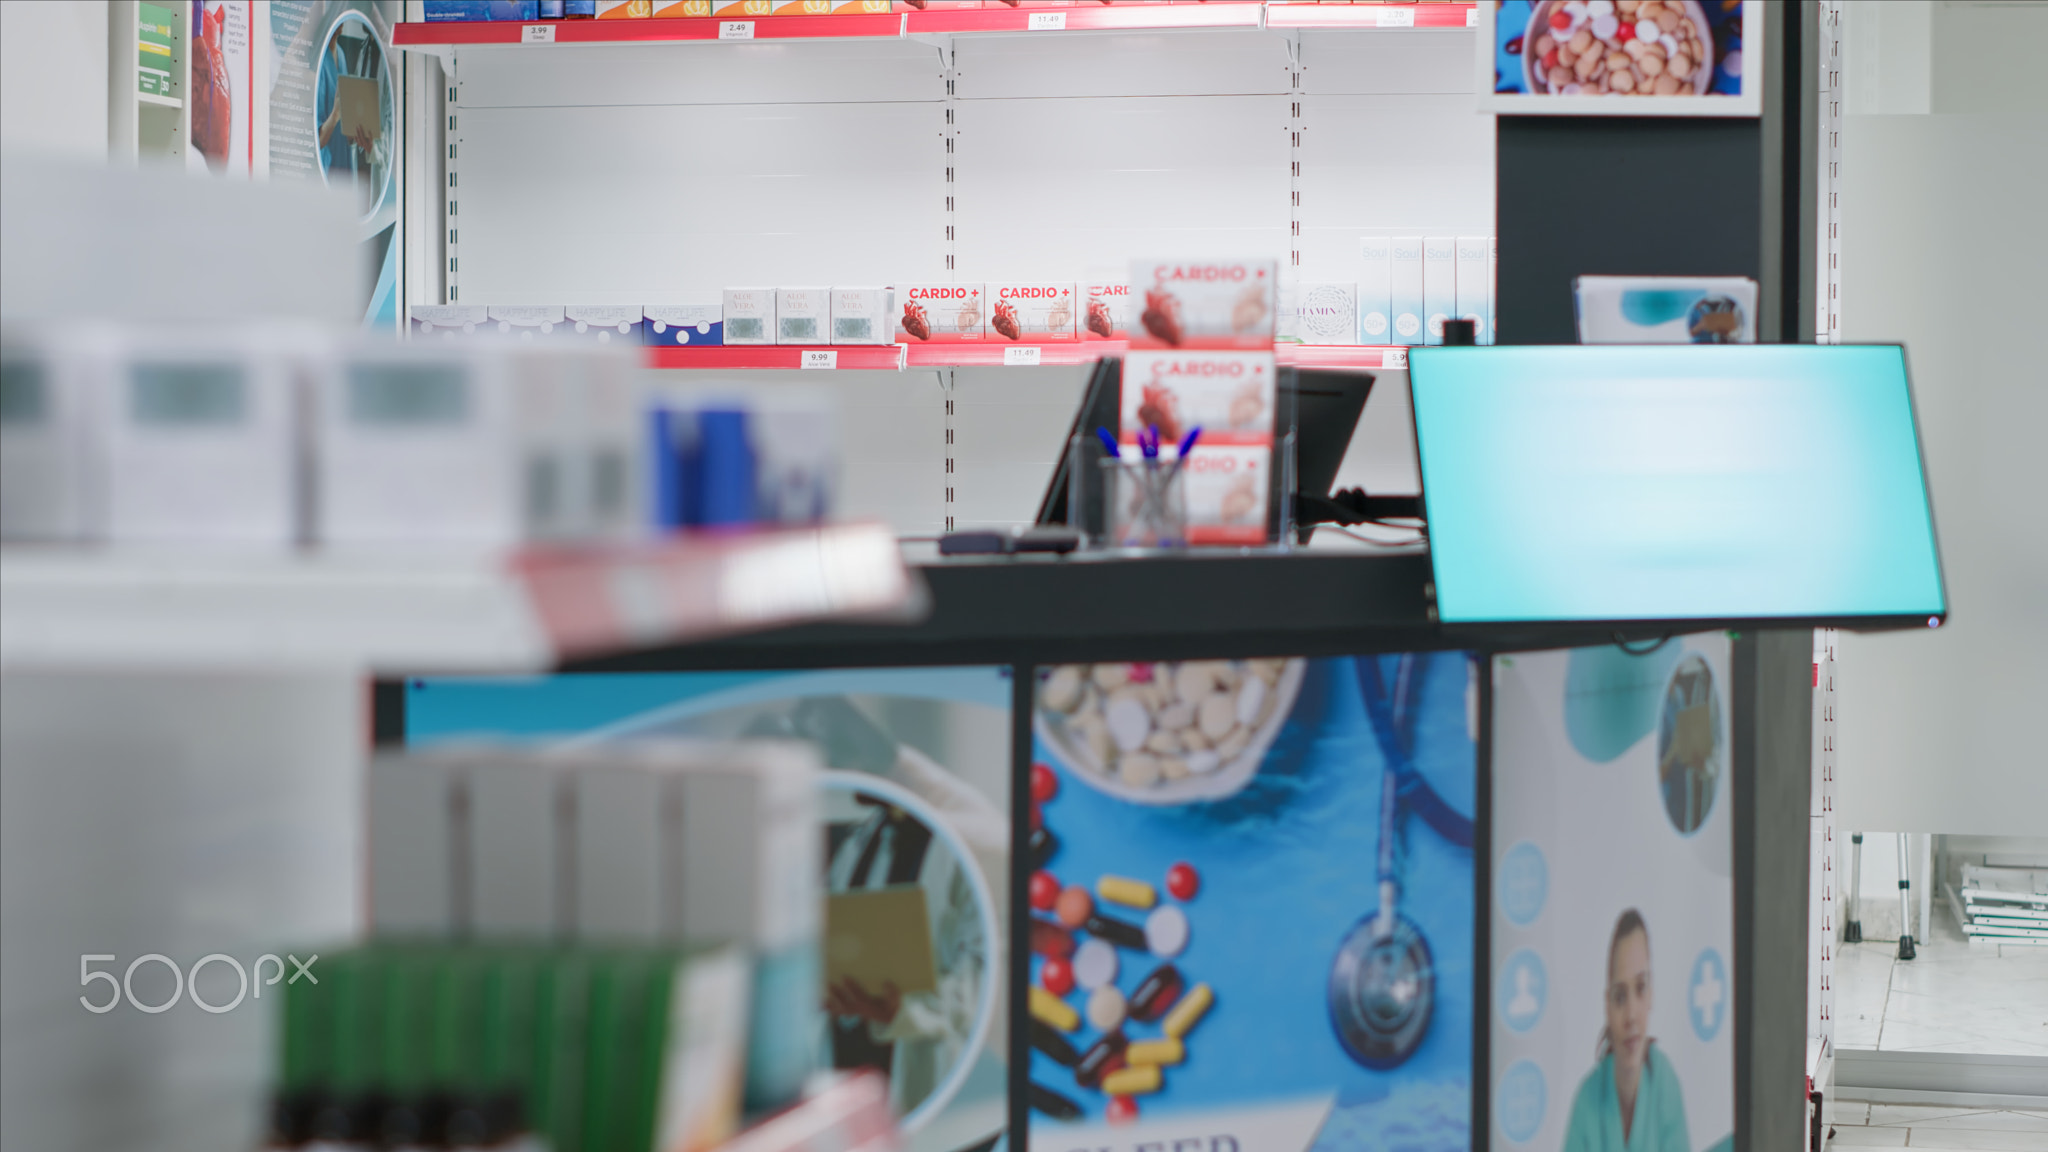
[1359,237,1393,344]
[774,287,829,345]
[409,304,489,339]
[987,282,1079,343]
[1390,236,1424,346]
[1128,259,1278,350]
[1422,236,1456,345]
[828,287,894,345]
[1119,350,1277,447]
[644,298,723,347]
[1455,235,1490,343]
[593,0,650,15]
[722,289,775,346]
[895,283,985,343]
[650,0,709,13]
[563,305,644,345]
[1084,280,1130,342]
[712,0,772,14]
[1295,283,1359,345]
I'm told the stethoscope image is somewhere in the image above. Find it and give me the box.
[1328,652,1476,1069]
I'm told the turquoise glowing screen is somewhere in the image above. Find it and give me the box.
[1409,345,1945,624]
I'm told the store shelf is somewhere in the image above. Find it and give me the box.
[393,12,904,47]
[902,341,1113,368]
[1276,344,1411,370]
[136,92,183,109]
[392,3,1476,49]
[905,1,1264,35]
[644,344,906,370]
[1264,3,1476,30]
[0,522,916,674]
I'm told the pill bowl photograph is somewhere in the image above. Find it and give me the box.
[1034,660,1307,806]
[1523,0,1715,98]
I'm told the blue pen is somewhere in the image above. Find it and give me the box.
[1176,425,1202,459]
[1095,427,1122,459]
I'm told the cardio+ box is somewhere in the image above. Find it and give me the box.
[894,283,985,343]
[987,282,1079,342]
[1128,259,1278,350]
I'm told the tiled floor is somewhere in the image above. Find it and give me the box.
[1835,905,2048,1057]
[1829,1103,2048,1149]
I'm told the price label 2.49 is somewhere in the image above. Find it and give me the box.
[719,20,754,40]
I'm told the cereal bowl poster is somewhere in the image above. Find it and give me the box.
[1027,654,1477,1152]
[1476,1,1763,117]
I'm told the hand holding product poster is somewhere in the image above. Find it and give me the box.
[1490,636,1735,1152]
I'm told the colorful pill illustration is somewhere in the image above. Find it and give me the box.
[1106,1096,1140,1126]
[1031,762,1059,803]
[1074,1032,1127,1089]
[1129,963,1184,1022]
[1163,982,1214,1040]
[1145,905,1189,958]
[1166,861,1200,901]
[1102,1065,1162,1096]
[1040,955,1075,997]
[1084,913,1148,950]
[1055,886,1095,929]
[1087,983,1127,1031]
[1031,918,1075,959]
[1028,827,1060,870]
[1073,938,1118,991]
[1097,874,1157,909]
[1126,1038,1185,1067]
[1031,1020,1081,1067]
[1031,985,1079,1033]
[1029,870,1061,912]
[1029,1082,1084,1121]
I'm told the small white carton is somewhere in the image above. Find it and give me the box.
[1455,237,1490,342]
[368,748,464,937]
[1359,237,1394,344]
[774,287,830,345]
[1422,237,1456,346]
[564,305,645,346]
[410,305,490,340]
[1296,284,1360,345]
[722,289,776,346]
[1390,237,1425,346]
[573,751,666,942]
[1,325,109,542]
[488,305,568,342]
[828,287,894,345]
[467,749,567,937]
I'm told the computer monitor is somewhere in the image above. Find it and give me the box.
[1408,344,1946,628]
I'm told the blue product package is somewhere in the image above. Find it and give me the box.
[564,0,597,13]
[695,409,756,527]
[423,0,497,19]
[490,0,539,18]
[644,305,724,348]
[540,0,565,17]
[648,409,686,531]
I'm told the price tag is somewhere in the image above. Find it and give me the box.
[801,349,838,370]
[1384,347,1409,369]
[1027,11,1066,30]
[719,20,755,39]
[1374,6,1416,27]
[1466,7,1480,28]
[1003,346,1043,367]
[522,23,556,43]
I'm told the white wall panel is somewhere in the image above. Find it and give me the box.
[1295,94,1494,283]
[954,95,1290,280]
[1300,29,1478,96]
[455,39,945,108]
[1326,366,1420,501]
[954,30,1288,100]
[951,365,1090,529]
[454,102,947,301]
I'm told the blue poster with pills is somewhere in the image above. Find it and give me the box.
[1489,636,1735,1152]
[1027,654,1477,1152]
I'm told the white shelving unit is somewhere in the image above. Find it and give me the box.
[394,3,1493,537]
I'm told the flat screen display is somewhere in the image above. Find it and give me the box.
[1409,345,1945,625]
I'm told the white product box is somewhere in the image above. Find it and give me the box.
[99,328,302,546]
[774,287,829,346]
[1296,284,1360,345]
[1120,350,1277,446]
[1390,236,1424,346]
[564,305,645,346]
[1359,237,1393,344]
[893,283,985,343]
[410,305,490,340]
[645,296,725,347]
[721,289,776,346]
[1084,277,1130,341]
[575,752,667,941]
[828,287,894,345]
[1455,237,1490,343]
[1128,259,1278,349]
[1488,236,1499,345]
[1574,275,1760,344]
[467,749,566,936]
[317,341,639,545]
[987,282,1079,342]
[1276,281,1300,344]
[1422,237,1456,346]
[1,326,107,542]
[488,305,568,342]
[368,749,463,936]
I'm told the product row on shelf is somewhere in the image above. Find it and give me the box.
[422,0,1471,22]
[412,241,1498,354]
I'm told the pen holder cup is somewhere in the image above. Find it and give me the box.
[1100,459,1189,549]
